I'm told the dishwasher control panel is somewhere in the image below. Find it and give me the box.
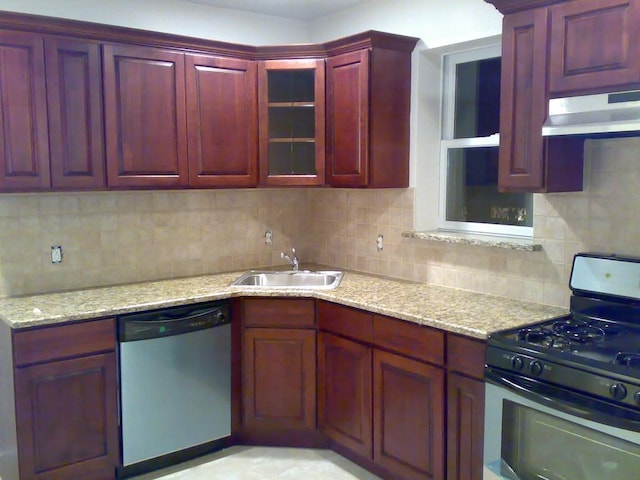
[118,301,230,342]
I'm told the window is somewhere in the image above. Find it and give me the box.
[439,45,532,237]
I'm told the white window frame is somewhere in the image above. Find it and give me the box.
[438,45,533,237]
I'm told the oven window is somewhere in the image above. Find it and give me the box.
[501,400,640,480]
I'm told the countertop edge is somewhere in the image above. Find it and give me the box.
[0,270,567,339]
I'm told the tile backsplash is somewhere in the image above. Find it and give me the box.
[1,137,639,307]
[0,189,309,297]
[307,137,640,308]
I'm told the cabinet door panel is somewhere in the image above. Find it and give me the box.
[318,332,372,458]
[447,373,485,480]
[103,44,188,187]
[243,328,316,430]
[258,59,325,186]
[326,50,369,186]
[373,350,445,480]
[498,8,548,191]
[0,30,50,191]
[549,0,640,94]
[14,353,118,480]
[499,8,584,193]
[45,37,105,189]
[186,54,257,187]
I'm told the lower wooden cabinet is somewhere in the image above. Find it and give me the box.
[318,332,372,458]
[446,334,487,480]
[11,319,118,480]
[242,327,316,431]
[374,350,445,480]
[317,302,446,480]
[240,298,318,444]
[447,372,485,480]
[14,354,118,480]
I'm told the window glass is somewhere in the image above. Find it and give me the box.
[453,57,501,139]
[445,147,532,227]
[439,46,533,236]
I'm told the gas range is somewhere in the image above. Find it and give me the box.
[486,253,640,410]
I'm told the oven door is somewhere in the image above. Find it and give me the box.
[483,368,640,480]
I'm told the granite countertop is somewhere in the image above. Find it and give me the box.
[0,269,567,339]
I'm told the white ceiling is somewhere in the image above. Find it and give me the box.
[181,0,368,21]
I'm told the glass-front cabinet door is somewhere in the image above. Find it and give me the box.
[258,59,325,185]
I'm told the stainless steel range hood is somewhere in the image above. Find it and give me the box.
[542,90,640,136]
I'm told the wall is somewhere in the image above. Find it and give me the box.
[308,0,502,47]
[0,0,308,45]
[1,2,639,309]
[0,190,309,297]
[308,138,640,308]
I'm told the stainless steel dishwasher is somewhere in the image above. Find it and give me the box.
[117,300,231,478]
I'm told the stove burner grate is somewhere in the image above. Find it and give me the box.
[614,353,640,369]
[516,318,627,352]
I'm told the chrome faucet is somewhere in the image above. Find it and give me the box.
[281,248,299,271]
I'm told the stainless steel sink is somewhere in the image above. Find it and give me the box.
[231,270,344,289]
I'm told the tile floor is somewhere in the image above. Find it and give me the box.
[131,446,383,480]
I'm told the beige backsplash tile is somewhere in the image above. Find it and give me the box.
[1,137,640,306]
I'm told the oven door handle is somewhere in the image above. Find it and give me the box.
[485,368,640,432]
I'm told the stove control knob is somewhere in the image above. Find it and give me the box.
[529,360,543,376]
[511,356,525,371]
[634,391,640,406]
[609,383,628,401]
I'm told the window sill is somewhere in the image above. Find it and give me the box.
[401,230,542,252]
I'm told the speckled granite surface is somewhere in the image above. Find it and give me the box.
[0,269,566,339]
[402,230,543,251]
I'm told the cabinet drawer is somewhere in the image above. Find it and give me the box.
[373,315,445,365]
[317,301,373,344]
[13,318,115,367]
[447,334,486,380]
[242,298,315,328]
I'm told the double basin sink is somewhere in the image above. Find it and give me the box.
[231,270,344,290]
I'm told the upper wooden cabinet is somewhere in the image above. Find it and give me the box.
[258,59,325,186]
[548,0,640,95]
[0,12,419,192]
[0,30,105,192]
[326,34,416,187]
[0,30,50,191]
[103,44,189,188]
[45,37,106,189]
[496,5,584,192]
[186,54,257,187]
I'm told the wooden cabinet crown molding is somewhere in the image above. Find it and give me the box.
[0,10,418,60]
[485,0,570,14]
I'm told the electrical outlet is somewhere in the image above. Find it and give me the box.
[51,245,63,264]
[265,230,273,245]
[376,234,383,252]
